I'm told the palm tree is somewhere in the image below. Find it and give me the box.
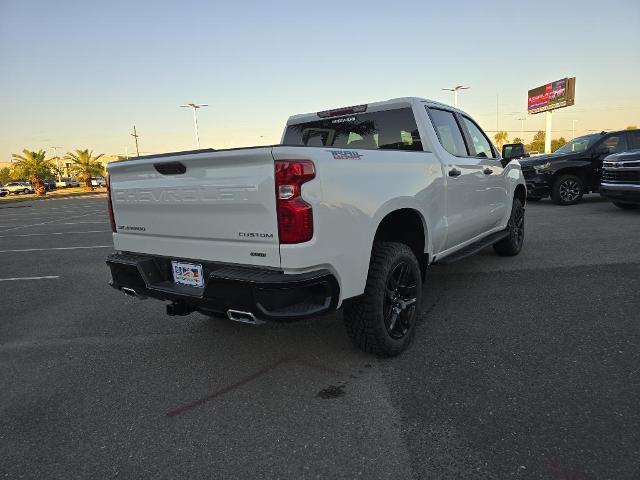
[11,149,53,196]
[65,149,105,190]
[493,131,509,149]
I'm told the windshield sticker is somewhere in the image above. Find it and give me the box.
[328,150,363,160]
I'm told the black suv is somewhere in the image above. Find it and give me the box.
[600,150,640,209]
[520,129,640,205]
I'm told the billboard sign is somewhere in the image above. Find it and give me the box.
[527,77,575,114]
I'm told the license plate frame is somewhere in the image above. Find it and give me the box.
[171,261,204,288]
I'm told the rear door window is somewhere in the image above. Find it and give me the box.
[282,108,423,151]
[460,116,496,158]
[426,108,469,156]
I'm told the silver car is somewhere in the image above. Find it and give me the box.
[4,182,34,195]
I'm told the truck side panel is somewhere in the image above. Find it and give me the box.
[273,146,446,302]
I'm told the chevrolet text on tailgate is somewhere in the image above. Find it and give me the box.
[106,97,527,356]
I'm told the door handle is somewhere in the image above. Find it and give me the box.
[483,168,493,175]
[448,168,461,177]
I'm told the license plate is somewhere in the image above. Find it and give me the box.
[171,261,204,288]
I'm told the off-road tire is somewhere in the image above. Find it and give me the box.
[343,242,422,357]
[551,174,584,205]
[613,202,639,210]
[493,198,525,256]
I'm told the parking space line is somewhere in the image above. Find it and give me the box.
[0,209,105,218]
[0,230,111,238]
[0,211,103,233]
[0,245,111,253]
[0,275,60,282]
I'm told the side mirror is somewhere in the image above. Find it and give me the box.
[501,143,528,167]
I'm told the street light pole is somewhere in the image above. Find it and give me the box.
[51,146,63,181]
[180,103,208,148]
[572,120,577,140]
[441,85,469,108]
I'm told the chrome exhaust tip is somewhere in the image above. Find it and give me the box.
[227,309,265,325]
[121,287,147,300]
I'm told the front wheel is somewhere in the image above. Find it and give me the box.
[344,242,422,357]
[551,174,584,205]
[613,202,639,210]
[23,188,30,194]
[493,198,525,256]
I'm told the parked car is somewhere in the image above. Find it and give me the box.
[56,178,80,188]
[43,178,57,191]
[520,128,640,205]
[4,181,35,195]
[91,177,106,187]
[106,97,527,356]
[600,150,640,209]
[0,187,8,197]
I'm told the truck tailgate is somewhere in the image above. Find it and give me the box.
[107,148,280,268]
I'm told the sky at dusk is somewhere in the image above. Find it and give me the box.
[1,0,639,160]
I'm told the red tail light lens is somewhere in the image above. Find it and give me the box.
[106,175,116,233]
[274,160,315,244]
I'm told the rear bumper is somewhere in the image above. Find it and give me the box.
[106,252,339,321]
[600,183,640,204]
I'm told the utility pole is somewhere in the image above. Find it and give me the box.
[545,111,553,154]
[179,103,208,148]
[515,117,526,143]
[131,125,140,157]
[50,146,63,181]
[441,86,469,108]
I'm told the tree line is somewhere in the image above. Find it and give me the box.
[493,130,566,153]
[1,149,105,196]
[493,125,638,154]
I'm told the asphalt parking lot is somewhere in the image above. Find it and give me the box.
[1,194,639,479]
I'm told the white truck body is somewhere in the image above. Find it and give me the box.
[108,97,524,302]
[107,97,526,354]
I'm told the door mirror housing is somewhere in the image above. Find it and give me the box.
[501,143,528,167]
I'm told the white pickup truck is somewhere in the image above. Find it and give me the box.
[106,97,527,356]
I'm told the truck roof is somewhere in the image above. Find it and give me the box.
[285,96,462,125]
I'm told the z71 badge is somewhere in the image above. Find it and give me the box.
[328,150,363,160]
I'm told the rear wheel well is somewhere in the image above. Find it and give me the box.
[373,209,428,276]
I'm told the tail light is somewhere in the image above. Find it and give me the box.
[106,175,116,232]
[274,160,315,244]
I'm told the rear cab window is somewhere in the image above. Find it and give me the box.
[282,107,423,151]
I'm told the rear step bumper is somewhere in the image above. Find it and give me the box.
[106,252,339,322]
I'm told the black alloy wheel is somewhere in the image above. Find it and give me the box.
[551,174,584,205]
[494,197,525,256]
[559,179,580,202]
[343,242,422,357]
[383,262,418,340]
